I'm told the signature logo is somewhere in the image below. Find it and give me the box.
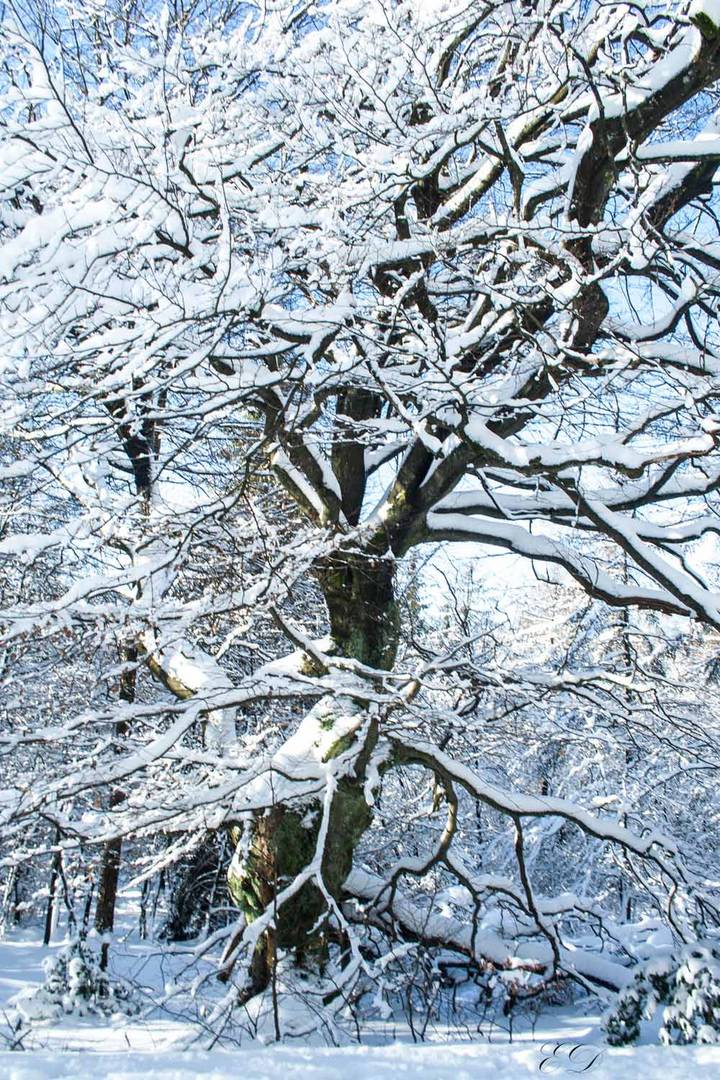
[538,1041,606,1074]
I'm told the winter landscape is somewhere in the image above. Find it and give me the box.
[3,0,720,1075]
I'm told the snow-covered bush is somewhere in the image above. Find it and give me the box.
[605,946,720,1046]
[12,939,141,1023]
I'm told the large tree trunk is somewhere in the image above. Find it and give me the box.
[317,554,399,669]
[226,554,398,993]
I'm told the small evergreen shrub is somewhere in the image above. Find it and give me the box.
[605,945,720,1046]
[12,938,141,1022]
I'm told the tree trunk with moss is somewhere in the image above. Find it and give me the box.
[316,555,399,669]
[227,555,398,993]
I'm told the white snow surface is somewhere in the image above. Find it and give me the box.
[1,1041,719,1079]
[1,925,719,1078]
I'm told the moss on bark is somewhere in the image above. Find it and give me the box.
[226,554,397,990]
[317,554,399,669]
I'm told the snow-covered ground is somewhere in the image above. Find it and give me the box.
[1,924,719,1078]
[3,1041,720,1079]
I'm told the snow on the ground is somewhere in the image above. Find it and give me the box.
[0,927,199,1054]
[2,911,719,1078]
[2,1043,720,1080]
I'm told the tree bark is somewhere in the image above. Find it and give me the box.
[226,554,398,993]
[95,645,134,969]
[95,397,155,967]
[317,554,399,669]
[94,800,124,970]
[42,826,63,947]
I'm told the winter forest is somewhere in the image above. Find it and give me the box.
[2,0,720,1075]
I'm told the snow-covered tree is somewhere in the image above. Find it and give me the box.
[3,0,720,1032]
